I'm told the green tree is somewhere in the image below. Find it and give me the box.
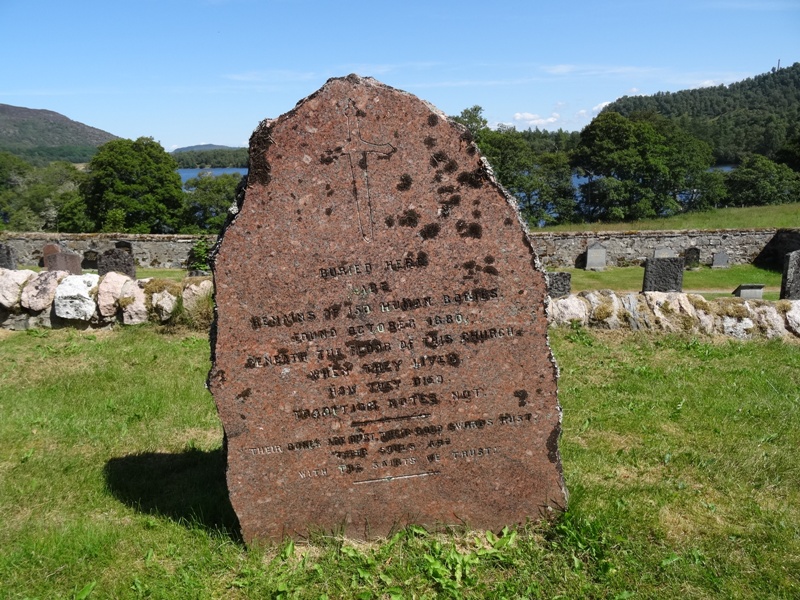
[573,111,715,221]
[81,137,184,233]
[451,105,489,141]
[181,172,241,233]
[724,155,800,206]
[477,126,576,226]
[0,159,87,232]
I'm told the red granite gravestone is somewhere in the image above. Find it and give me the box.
[42,244,82,275]
[209,75,567,542]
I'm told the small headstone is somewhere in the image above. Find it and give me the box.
[780,249,800,300]
[82,250,99,270]
[711,250,729,269]
[642,257,684,292]
[209,75,567,543]
[114,240,133,253]
[683,247,701,269]
[43,245,82,275]
[98,248,137,279]
[585,242,606,271]
[42,243,62,259]
[545,272,571,298]
[732,284,764,300]
[654,247,677,258]
[0,243,18,270]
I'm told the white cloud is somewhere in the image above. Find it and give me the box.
[592,101,612,113]
[513,112,561,127]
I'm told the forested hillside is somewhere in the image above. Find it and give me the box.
[171,147,248,168]
[605,62,800,164]
[0,104,118,165]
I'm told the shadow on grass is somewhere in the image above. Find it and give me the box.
[104,448,242,542]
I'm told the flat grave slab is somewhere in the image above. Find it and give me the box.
[209,75,566,542]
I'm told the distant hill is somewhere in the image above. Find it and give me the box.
[604,62,800,164]
[0,103,118,164]
[172,144,244,153]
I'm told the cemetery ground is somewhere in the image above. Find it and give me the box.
[0,326,797,599]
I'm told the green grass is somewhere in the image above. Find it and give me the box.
[0,326,798,598]
[539,204,800,232]
[564,264,783,298]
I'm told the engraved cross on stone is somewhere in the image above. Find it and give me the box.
[333,99,396,242]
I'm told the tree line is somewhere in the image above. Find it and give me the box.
[606,62,800,164]
[2,94,799,234]
[0,138,241,234]
[454,106,800,225]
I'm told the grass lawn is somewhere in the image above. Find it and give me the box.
[564,264,783,299]
[538,204,800,232]
[0,326,798,598]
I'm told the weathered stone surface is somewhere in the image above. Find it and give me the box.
[151,289,178,322]
[97,272,132,318]
[642,257,684,292]
[120,280,148,325]
[0,243,17,270]
[781,250,800,300]
[786,301,800,335]
[182,279,213,311]
[548,295,589,326]
[209,75,566,542]
[582,290,623,329]
[98,248,137,279]
[43,247,82,275]
[20,270,68,312]
[722,315,754,339]
[54,274,99,321]
[0,268,37,309]
[752,304,787,338]
[545,271,571,298]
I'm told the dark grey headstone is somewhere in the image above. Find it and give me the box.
[98,248,136,279]
[43,247,82,275]
[683,247,701,269]
[711,250,729,269]
[642,257,684,292]
[0,243,17,270]
[585,242,606,271]
[654,247,677,258]
[546,272,571,298]
[780,250,800,300]
[732,284,764,299]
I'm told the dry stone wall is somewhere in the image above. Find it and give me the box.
[4,229,799,271]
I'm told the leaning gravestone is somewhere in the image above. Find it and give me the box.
[781,249,800,300]
[210,75,567,542]
[98,248,136,279]
[0,243,17,270]
[642,257,684,292]
[585,242,606,271]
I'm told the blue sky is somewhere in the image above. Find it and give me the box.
[1,0,798,150]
